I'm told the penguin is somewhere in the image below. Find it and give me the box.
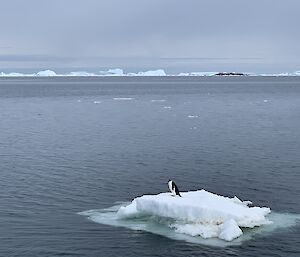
[168,180,182,197]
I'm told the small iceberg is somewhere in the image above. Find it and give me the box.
[117,190,270,241]
[151,99,166,102]
[128,69,166,76]
[36,70,57,77]
[113,97,134,101]
[79,190,300,246]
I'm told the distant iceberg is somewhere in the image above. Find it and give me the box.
[36,70,57,76]
[67,71,96,76]
[293,71,300,76]
[128,69,166,76]
[0,68,166,77]
[99,68,124,76]
[0,72,31,77]
[1,69,300,77]
[178,71,217,76]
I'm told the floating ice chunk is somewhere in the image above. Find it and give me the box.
[93,101,101,104]
[151,99,166,102]
[293,71,300,76]
[172,218,242,241]
[163,106,172,109]
[219,219,243,241]
[1,69,300,77]
[171,222,219,238]
[263,100,269,103]
[117,201,139,218]
[188,115,199,118]
[113,97,134,101]
[68,71,96,76]
[232,196,252,206]
[79,202,300,247]
[36,70,57,76]
[128,69,166,76]
[99,69,124,76]
[117,190,271,241]
[0,72,28,77]
[178,72,217,76]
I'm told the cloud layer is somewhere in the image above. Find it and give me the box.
[1,0,299,73]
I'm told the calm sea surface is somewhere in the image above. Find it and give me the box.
[0,76,299,256]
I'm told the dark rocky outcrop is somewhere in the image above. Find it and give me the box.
[215,72,246,76]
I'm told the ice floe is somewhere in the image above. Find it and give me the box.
[113,97,134,101]
[151,99,166,102]
[117,190,271,234]
[79,189,300,247]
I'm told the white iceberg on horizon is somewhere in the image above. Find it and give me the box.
[36,70,57,76]
[1,69,300,77]
[117,190,271,241]
[99,68,124,76]
[128,69,166,76]
[178,71,217,76]
[0,72,30,77]
[67,71,96,76]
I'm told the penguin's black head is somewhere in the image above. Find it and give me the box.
[168,179,171,182]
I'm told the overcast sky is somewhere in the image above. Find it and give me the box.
[1,0,299,73]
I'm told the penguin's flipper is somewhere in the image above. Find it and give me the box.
[175,187,182,197]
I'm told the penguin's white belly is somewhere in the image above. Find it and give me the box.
[168,181,175,195]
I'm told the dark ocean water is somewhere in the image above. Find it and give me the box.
[0,76,299,256]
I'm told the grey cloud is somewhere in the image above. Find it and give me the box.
[0,0,299,72]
